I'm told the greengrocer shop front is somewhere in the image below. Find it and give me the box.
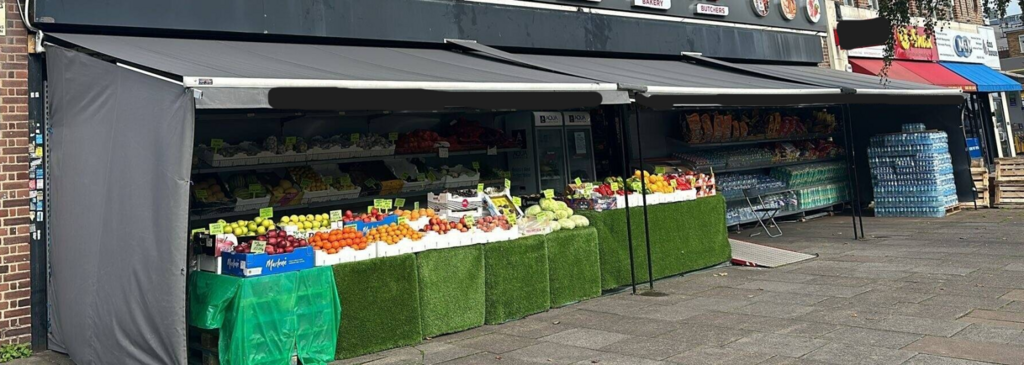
[32,2,972,365]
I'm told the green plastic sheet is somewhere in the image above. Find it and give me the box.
[188,267,341,365]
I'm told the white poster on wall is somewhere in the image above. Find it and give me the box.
[936,27,1001,70]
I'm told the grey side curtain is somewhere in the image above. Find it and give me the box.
[46,46,193,365]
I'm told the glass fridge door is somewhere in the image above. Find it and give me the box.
[536,128,567,193]
[566,128,596,184]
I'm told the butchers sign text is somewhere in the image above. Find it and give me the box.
[695,3,728,16]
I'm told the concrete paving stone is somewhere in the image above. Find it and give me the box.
[908,266,979,276]
[828,255,891,263]
[416,342,483,364]
[757,356,832,365]
[546,309,623,328]
[433,325,495,343]
[841,270,914,280]
[803,343,917,365]
[862,314,970,337]
[920,295,1012,310]
[771,321,844,338]
[750,272,821,283]
[575,352,670,365]
[957,317,1024,330]
[970,274,1024,290]
[332,353,387,365]
[611,292,694,306]
[999,290,1024,301]
[725,302,818,319]
[858,263,916,272]
[819,326,923,349]
[692,287,766,301]
[803,276,877,287]
[363,347,424,365]
[740,280,872,298]
[1003,263,1024,272]
[903,336,1024,365]
[603,316,687,338]
[453,333,540,354]
[438,352,547,365]
[901,354,1001,365]
[998,301,1024,313]
[597,336,701,360]
[494,318,576,339]
[503,342,604,365]
[665,346,775,365]
[951,324,1024,345]
[527,306,580,321]
[657,323,750,346]
[677,297,754,312]
[900,282,1011,299]
[749,291,831,306]
[678,311,775,329]
[965,310,1024,323]
[882,303,975,321]
[576,297,657,316]
[852,289,936,304]
[724,332,828,358]
[629,303,706,321]
[538,328,631,350]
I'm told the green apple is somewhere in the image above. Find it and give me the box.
[217,219,228,225]
[257,226,267,235]
[303,221,313,229]
[262,219,274,228]
[312,221,322,229]
[247,222,258,231]
[230,222,240,229]
[254,217,265,224]
[280,216,291,223]
[305,214,315,222]
[291,215,301,222]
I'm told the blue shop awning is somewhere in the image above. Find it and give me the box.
[941,62,1022,92]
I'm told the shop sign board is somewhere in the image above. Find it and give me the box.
[634,0,671,10]
[936,27,1000,70]
[846,26,938,62]
[696,3,729,16]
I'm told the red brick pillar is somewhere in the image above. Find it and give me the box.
[0,0,33,345]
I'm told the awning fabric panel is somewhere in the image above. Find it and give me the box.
[898,62,977,92]
[848,58,931,85]
[50,33,600,85]
[742,63,949,91]
[941,62,1023,92]
[46,46,192,364]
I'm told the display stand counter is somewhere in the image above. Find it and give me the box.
[188,266,341,365]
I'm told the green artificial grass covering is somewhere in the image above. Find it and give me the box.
[545,227,602,308]
[484,235,551,324]
[416,245,486,338]
[333,254,422,359]
[579,196,732,290]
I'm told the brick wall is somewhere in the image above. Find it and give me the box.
[1007,30,1024,58]
[0,0,32,345]
[847,0,983,24]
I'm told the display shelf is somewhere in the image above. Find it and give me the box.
[191,148,524,174]
[730,200,848,226]
[722,180,849,203]
[667,133,837,150]
[188,190,427,222]
[711,157,844,174]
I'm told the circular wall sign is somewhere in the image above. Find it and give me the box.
[806,0,821,23]
[752,0,770,17]
[780,0,798,20]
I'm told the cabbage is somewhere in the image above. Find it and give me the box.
[559,218,576,230]
[555,201,569,211]
[524,205,543,217]
[539,198,558,211]
[548,221,561,232]
[570,215,589,227]
[534,211,552,223]
[555,209,570,220]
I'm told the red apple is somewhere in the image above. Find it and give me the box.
[266,246,276,255]
[284,246,295,253]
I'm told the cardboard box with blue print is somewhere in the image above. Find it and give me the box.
[221,246,315,277]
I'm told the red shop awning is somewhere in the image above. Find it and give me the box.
[849,58,976,92]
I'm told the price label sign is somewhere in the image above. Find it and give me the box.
[438,147,449,158]
[339,175,352,185]
[344,223,358,230]
[506,213,517,225]
[211,139,224,151]
[427,171,437,181]
[543,189,555,199]
[464,216,475,229]
[350,133,360,142]
[401,173,410,180]
[250,240,267,254]
[364,178,378,188]
[323,176,334,185]
[330,210,343,222]
[610,182,620,191]
[398,216,407,225]
[670,179,678,188]
[512,196,522,207]
[414,201,420,210]
[300,179,312,189]
[285,136,297,146]
[259,207,274,219]
[395,198,406,207]
[374,199,393,210]
[584,183,594,194]
[487,146,498,155]
[389,132,399,141]
[505,179,511,190]
[477,183,485,193]
[575,177,583,185]
[655,166,666,175]
[209,223,225,235]
[417,173,426,181]
[472,162,480,171]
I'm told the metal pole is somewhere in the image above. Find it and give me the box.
[839,105,859,239]
[843,104,866,239]
[633,104,655,290]
[616,106,639,295]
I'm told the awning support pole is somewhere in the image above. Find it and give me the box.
[616,105,639,295]
[632,103,656,290]
[842,104,866,239]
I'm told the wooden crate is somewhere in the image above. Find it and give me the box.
[995,158,1024,182]
[994,183,1024,208]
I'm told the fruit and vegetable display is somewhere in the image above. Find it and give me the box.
[366,222,423,245]
[191,176,230,204]
[311,227,368,253]
[422,216,472,234]
[279,213,331,232]
[215,217,278,236]
[523,198,589,232]
[679,109,838,144]
[233,229,309,255]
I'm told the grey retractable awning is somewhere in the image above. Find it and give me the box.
[47,33,629,109]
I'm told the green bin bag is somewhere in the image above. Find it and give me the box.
[417,245,485,338]
[333,254,422,359]
[545,227,601,307]
[484,235,550,324]
[187,267,341,365]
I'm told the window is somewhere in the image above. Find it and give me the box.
[868,0,879,9]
